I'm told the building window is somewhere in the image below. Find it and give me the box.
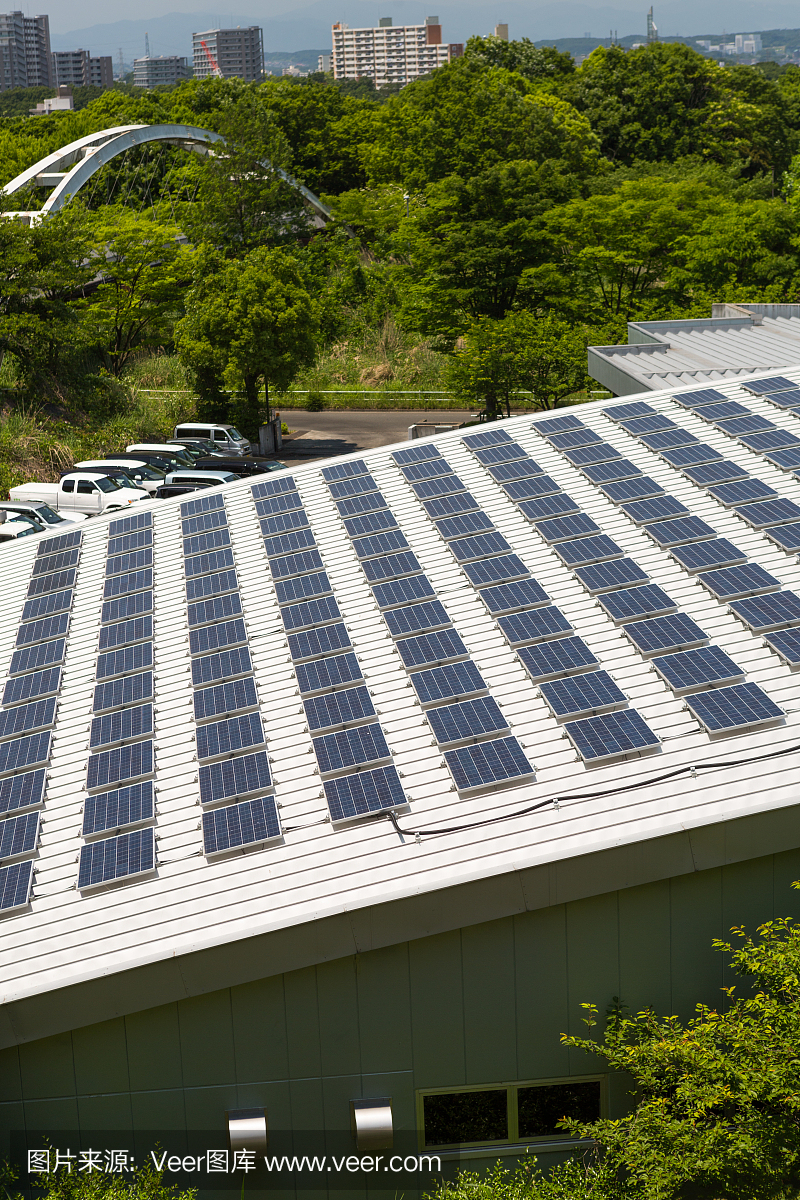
[418,1077,603,1149]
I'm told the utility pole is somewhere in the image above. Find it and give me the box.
[117,46,124,79]
[145,31,150,57]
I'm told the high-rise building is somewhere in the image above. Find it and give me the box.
[317,52,332,72]
[494,23,508,40]
[331,16,463,87]
[192,26,263,81]
[0,10,51,91]
[133,54,189,88]
[735,32,762,53]
[51,48,113,89]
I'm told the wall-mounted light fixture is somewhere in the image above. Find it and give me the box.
[227,1108,268,1156]
[350,1098,393,1151]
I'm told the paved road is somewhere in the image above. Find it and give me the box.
[274,409,476,464]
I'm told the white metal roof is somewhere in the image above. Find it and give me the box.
[2,369,800,1009]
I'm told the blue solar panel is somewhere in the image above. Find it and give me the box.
[697,401,751,422]
[729,591,800,632]
[517,637,599,682]
[449,532,512,562]
[22,589,73,622]
[203,795,281,855]
[766,448,800,471]
[196,713,265,761]
[328,474,380,499]
[343,509,399,538]
[498,606,572,646]
[565,709,660,761]
[182,508,228,536]
[682,461,749,486]
[255,492,303,517]
[735,498,800,529]
[473,443,529,465]
[741,376,797,395]
[82,780,154,837]
[738,431,800,452]
[580,459,643,484]
[604,402,656,421]
[600,477,665,503]
[194,677,259,721]
[90,704,153,749]
[653,645,744,694]
[324,764,406,822]
[671,539,746,573]
[188,593,243,627]
[535,513,601,544]
[101,590,153,624]
[763,389,800,409]
[660,444,722,467]
[392,443,443,465]
[182,529,232,558]
[185,548,236,579]
[108,510,153,536]
[259,509,309,537]
[463,554,529,587]
[108,529,153,556]
[422,492,480,518]
[444,736,533,792]
[574,558,649,593]
[27,569,76,597]
[3,667,61,707]
[372,575,436,609]
[671,388,727,408]
[9,639,65,676]
[78,827,155,888]
[707,479,778,506]
[517,494,580,522]
[623,613,707,655]
[645,516,717,548]
[395,628,468,668]
[288,623,351,662]
[352,529,411,559]
[486,460,545,484]
[461,428,513,449]
[37,529,82,554]
[697,563,780,601]
[720,415,776,436]
[477,577,550,614]
[540,670,626,720]
[314,723,390,773]
[105,549,153,578]
[199,750,272,804]
[263,528,319,559]
[32,548,80,576]
[620,496,689,525]
[180,491,225,516]
[98,616,152,650]
[93,672,153,714]
[637,430,699,452]
[0,769,44,817]
[618,415,677,434]
[0,699,56,741]
[765,628,800,665]
[410,661,487,706]
[547,429,602,450]
[435,512,495,540]
[502,475,562,501]
[0,861,32,910]
[685,682,783,733]
[598,584,677,623]
[321,459,368,481]
[427,695,508,746]
[15,613,69,647]
[555,535,623,567]
[303,685,376,732]
[86,741,153,790]
[189,618,247,657]
[361,551,422,583]
[0,811,39,859]
[564,444,621,467]
[411,475,467,500]
[96,643,152,680]
[384,600,450,637]
[295,652,363,695]
[335,492,387,517]
[534,414,585,435]
[191,646,252,685]
[185,569,238,602]
[400,459,454,482]
[103,568,153,599]
[274,571,332,605]
[281,595,341,631]
[766,523,800,553]
[269,549,325,580]
[252,476,296,499]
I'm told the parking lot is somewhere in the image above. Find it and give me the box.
[276,410,476,464]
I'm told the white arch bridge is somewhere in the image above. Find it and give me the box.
[2,122,333,225]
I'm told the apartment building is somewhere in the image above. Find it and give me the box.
[0,10,51,91]
[51,47,113,89]
[331,15,463,86]
[192,25,263,81]
[133,54,189,88]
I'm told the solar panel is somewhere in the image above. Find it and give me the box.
[660,445,722,467]
[27,569,76,597]
[517,494,580,523]
[22,589,73,622]
[352,529,411,559]
[461,428,513,449]
[763,389,800,409]
[202,795,281,855]
[262,528,317,559]
[502,475,562,501]
[434,512,495,540]
[259,509,309,538]
[534,414,585,435]
[103,568,153,599]
[400,459,454,482]
[108,529,153,557]
[93,672,153,714]
[548,429,602,450]
[181,491,226,516]
[185,548,236,579]
[682,460,749,486]
[108,510,153,536]
[598,584,676,624]
[295,652,363,696]
[741,376,797,395]
[697,401,751,422]
[37,529,82,554]
[384,599,451,637]
[449,532,512,562]
[288,623,351,662]
[486,460,545,484]
[254,492,303,516]
[477,577,550,614]
[303,685,376,732]
[0,699,56,742]
[98,616,152,650]
[604,401,656,421]
[392,443,443,465]
[735,498,800,529]
[410,661,487,706]
[0,769,44,817]
[462,554,529,587]
[96,643,152,680]
[9,638,65,676]
[564,708,660,762]
[645,516,717,548]
[182,529,232,558]
[729,591,800,632]
[335,492,387,517]
[534,513,602,544]
[444,736,533,792]
[671,539,746,573]
[685,682,783,733]
[324,764,406,822]
[90,703,153,749]
[274,571,332,605]
[188,593,243,628]
[101,590,153,624]
[32,548,80,576]
[574,558,650,593]
[0,861,32,911]
[766,523,800,553]
[0,813,37,861]
[189,617,247,657]
[600,477,665,503]
[765,447,800,471]
[185,570,239,602]
[497,606,572,646]
[194,677,259,722]
[554,535,623,567]
[618,415,677,434]
[328,474,380,500]
[720,415,777,436]
[540,670,626,720]
[191,646,252,685]
[671,388,727,408]
[3,668,61,707]
[564,444,622,467]
[281,595,341,631]
[372,575,436,609]
[580,459,643,484]
[395,628,468,668]
[653,645,744,694]
[321,459,368,481]
[411,475,467,500]
[516,636,598,682]
[83,780,154,837]
[697,563,780,601]
[427,695,508,746]
[199,750,272,805]
[105,549,153,579]
[764,628,800,666]
[15,613,69,647]
[268,549,325,580]
[343,509,399,538]
[473,443,530,465]
[86,741,153,790]
[314,723,390,774]
[623,612,708,655]
[252,476,296,499]
[422,492,480,518]
[638,430,700,452]
[706,479,778,507]
[182,508,228,536]
[361,551,422,583]
[77,827,155,889]
[738,430,800,452]
[196,713,265,761]
[620,496,690,525]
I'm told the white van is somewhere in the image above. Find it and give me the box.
[173,423,251,456]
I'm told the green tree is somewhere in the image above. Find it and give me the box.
[463,36,574,82]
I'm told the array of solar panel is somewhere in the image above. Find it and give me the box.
[90,704,153,749]
[548,429,602,450]
[671,539,746,573]
[735,498,800,529]
[683,461,748,486]
[618,415,676,435]
[638,430,699,451]
[400,459,453,482]
[620,497,689,525]
[518,495,581,522]
[0,861,32,911]
[707,479,777,506]
[600,477,665,503]
[661,444,722,467]
[534,513,601,544]
[517,636,599,682]
[497,607,572,646]
[764,390,800,410]
[328,474,380,499]
[671,388,727,408]
[321,459,368,481]
[599,585,676,624]
[196,713,265,761]
[303,686,376,732]
[426,696,508,746]
[767,524,800,553]
[443,737,533,792]
[604,401,656,421]
[765,627,800,665]
[652,645,744,693]
[740,430,800,453]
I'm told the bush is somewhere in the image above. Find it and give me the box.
[305,390,325,412]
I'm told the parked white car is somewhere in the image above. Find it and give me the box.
[0,512,44,542]
[173,422,252,456]
[74,460,165,495]
[9,472,144,516]
[0,500,86,527]
[163,470,239,487]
